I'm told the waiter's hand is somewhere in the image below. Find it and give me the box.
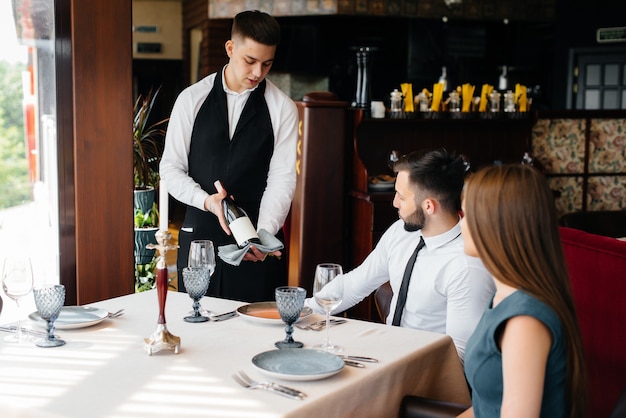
[204,189,230,235]
[243,246,282,262]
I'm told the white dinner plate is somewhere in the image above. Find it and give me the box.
[29,306,109,329]
[252,349,345,381]
[237,302,312,325]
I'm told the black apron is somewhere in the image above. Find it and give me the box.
[177,75,287,302]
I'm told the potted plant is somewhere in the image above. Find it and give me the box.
[133,87,168,291]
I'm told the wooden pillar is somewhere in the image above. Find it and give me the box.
[57,0,134,304]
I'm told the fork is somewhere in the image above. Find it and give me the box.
[107,309,125,318]
[295,318,347,331]
[232,371,306,400]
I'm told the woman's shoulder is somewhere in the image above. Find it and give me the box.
[499,291,562,334]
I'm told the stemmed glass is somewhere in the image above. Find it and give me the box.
[33,284,66,347]
[313,263,344,353]
[2,256,34,343]
[187,240,216,317]
[275,286,306,349]
[182,267,210,322]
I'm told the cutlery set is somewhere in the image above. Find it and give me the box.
[232,370,307,400]
[0,325,49,338]
[339,354,379,368]
[107,309,125,318]
[191,309,239,321]
[209,310,238,321]
[295,318,347,331]
[233,352,380,399]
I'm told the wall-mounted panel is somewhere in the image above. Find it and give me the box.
[133,0,183,59]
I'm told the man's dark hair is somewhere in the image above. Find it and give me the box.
[393,148,469,213]
[231,10,281,46]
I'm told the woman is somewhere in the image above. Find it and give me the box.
[459,164,587,418]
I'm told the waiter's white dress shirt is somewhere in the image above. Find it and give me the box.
[160,68,298,236]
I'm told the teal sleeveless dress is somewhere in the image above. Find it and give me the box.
[464,290,567,417]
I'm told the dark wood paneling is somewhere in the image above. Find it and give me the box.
[71,0,134,303]
[55,0,77,304]
[206,19,230,75]
[288,97,349,294]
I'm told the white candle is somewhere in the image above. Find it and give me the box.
[159,179,168,231]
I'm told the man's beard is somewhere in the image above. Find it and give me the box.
[403,206,425,232]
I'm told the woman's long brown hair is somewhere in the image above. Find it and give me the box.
[463,164,587,418]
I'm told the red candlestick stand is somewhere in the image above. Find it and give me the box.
[144,229,180,355]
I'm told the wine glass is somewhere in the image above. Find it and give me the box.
[313,263,344,353]
[188,240,215,316]
[275,286,306,349]
[182,267,210,323]
[2,256,34,343]
[33,284,66,348]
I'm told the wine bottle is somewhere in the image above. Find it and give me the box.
[214,181,261,248]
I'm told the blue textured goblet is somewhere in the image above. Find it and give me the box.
[33,285,66,348]
[275,286,306,349]
[182,267,210,323]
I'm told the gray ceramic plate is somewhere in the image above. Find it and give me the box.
[252,348,345,381]
[29,306,108,329]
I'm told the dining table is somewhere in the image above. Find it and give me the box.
[0,289,470,418]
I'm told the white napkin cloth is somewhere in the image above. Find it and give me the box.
[217,229,284,266]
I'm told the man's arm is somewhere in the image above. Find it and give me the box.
[304,225,399,315]
[444,257,494,362]
[159,85,211,211]
[256,89,298,236]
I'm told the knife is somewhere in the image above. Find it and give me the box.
[266,382,307,400]
[340,355,379,363]
[343,359,365,368]
[0,325,50,338]
[210,311,238,321]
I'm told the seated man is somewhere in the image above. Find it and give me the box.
[306,149,495,362]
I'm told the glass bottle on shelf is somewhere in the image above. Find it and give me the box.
[448,91,460,112]
[389,89,404,119]
[438,66,448,92]
[489,91,501,113]
[504,90,516,112]
[416,92,429,112]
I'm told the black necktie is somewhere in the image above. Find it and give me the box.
[392,236,426,326]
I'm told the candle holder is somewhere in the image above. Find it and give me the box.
[144,229,180,355]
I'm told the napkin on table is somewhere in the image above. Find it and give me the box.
[218,229,284,266]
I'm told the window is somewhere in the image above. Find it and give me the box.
[0,0,59,320]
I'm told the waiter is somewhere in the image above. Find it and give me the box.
[160,10,298,302]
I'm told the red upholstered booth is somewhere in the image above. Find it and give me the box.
[559,227,626,417]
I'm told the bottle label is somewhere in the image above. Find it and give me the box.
[230,217,259,247]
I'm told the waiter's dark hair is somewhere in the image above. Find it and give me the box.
[232,10,281,46]
[393,148,468,214]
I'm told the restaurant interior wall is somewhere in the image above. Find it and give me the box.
[133,0,626,111]
[201,0,624,110]
[126,1,626,298]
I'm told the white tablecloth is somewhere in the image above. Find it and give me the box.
[0,290,470,417]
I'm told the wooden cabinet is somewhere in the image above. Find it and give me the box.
[288,93,350,295]
[346,109,536,321]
